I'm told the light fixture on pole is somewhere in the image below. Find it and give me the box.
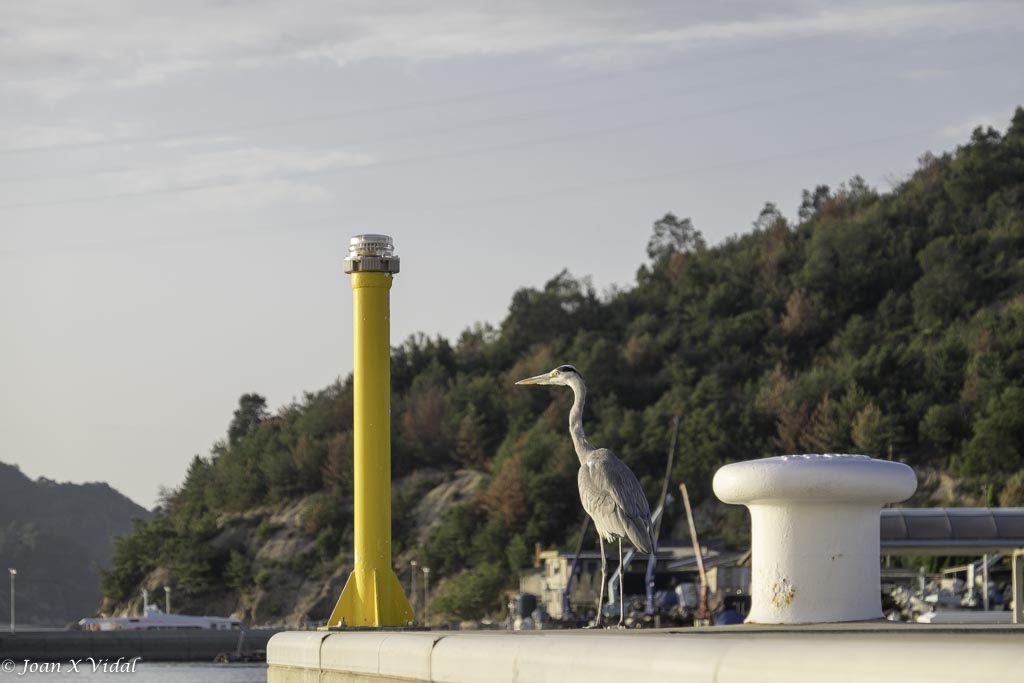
[8,568,15,634]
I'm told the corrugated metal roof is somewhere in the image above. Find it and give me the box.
[881,508,1024,554]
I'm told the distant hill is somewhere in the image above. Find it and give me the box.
[0,462,151,627]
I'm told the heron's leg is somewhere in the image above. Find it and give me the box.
[617,539,625,627]
[590,538,607,628]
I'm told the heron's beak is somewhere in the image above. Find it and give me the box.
[515,372,551,386]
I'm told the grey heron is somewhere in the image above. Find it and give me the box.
[516,364,655,627]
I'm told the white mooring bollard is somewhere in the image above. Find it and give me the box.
[713,454,917,624]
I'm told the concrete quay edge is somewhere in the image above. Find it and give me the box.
[268,624,1023,683]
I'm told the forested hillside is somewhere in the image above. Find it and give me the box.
[100,107,1024,624]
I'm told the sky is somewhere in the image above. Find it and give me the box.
[1,1,1022,511]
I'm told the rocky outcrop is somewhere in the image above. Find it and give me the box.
[101,469,486,627]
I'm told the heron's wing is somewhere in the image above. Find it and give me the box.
[579,449,655,553]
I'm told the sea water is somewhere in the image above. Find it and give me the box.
[0,661,265,682]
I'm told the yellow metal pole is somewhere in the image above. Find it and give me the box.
[326,235,414,628]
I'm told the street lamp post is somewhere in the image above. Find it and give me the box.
[421,567,430,626]
[164,586,171,614]
[410,561,418,622]
[8,568,16,634]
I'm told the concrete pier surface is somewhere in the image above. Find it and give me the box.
[0,629,280,662]
[268,623,1022,683]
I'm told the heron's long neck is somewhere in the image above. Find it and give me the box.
[567,378,594,466]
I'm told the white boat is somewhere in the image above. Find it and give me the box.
[915,608,1013,624]
[78,605,240,631]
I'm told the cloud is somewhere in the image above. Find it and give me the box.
[0,146,374,210]
[0,124,111,150]
[2,1,1020,99]
[0,0,282,99]
[562,2,1021,68]
[99,146,374,207]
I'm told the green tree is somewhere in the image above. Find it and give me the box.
[99,517,168,602]
[912,236,980,329]
[798,184,831,222]
[430,563,507,620]
[228,394,268,446]
[225,549,252,594]
[851,402,893,457]
[802,393,843,453]
[919,404,966,450]
[646,213,706,261]
[958,386,1024,478]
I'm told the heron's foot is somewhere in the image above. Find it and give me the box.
[584,617,603,629]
